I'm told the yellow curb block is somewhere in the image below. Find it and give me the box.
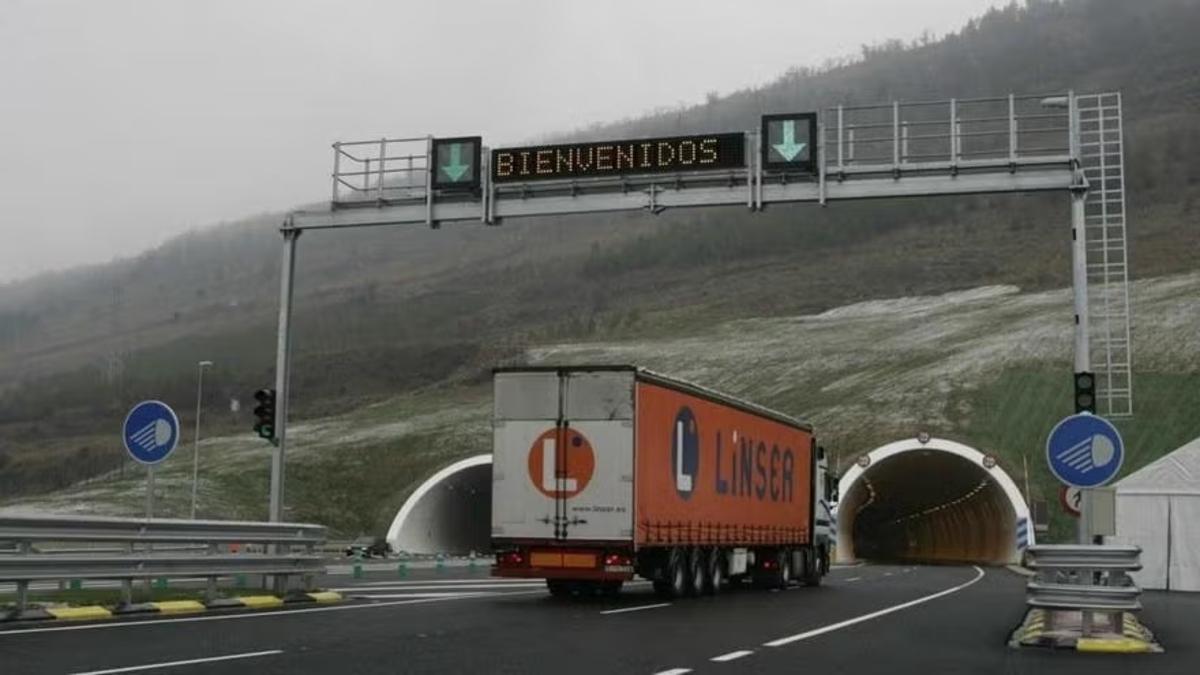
[307,591,342,604]
[152,600,207,615]
[238,595,284,609]
[1077,638,1152,654]
[45,605,113,621]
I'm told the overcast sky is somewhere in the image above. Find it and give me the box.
[0,0,1009,284]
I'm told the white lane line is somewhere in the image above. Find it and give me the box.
[844,577,862,583]
[0,590,548,636]
[600,602,670,615]
[763,566,985,648]
[355,579,534,586]
[333,578,549,588]
[351,592,491,600]
[883,572,893,577]
[710,650,753,662]
[652,669,692,675]
[831,562,864,569]
[69,650,282,674]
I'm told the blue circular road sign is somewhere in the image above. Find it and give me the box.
[122,400,180,465]
[1046,413,1124,488]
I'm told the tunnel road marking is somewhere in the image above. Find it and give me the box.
[763,566,985,648]
[69,650,283,674]
[652,670,692,675]
[600,602,671,615]
[844,577,862,582]
[710,650,753,662]
[0,590,548,637]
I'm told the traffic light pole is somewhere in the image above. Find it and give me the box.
[270,221,300,523]
[1068,92,1093,545]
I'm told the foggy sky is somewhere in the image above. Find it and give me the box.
[0,0,1008,284]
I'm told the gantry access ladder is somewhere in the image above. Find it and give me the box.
[1076,93,1133,417]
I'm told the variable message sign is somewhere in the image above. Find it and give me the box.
[492,133,745,183]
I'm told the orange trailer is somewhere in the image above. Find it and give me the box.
[491,366,835,598]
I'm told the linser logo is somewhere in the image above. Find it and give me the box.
[673,407,700,499]
[673,406,798,503]
[527,428,595,499]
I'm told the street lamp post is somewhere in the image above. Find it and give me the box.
[190,360,214,519]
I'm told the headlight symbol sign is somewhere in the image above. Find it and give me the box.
[527,428,595,499]
[1046,413,1124,488]
[122,400,181,465]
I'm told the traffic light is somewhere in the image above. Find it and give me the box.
[1074,371,1096,414]
[253,388,276,441]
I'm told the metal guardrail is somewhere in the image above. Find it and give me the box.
[1023,544,1142,636]
[0,515,327,612]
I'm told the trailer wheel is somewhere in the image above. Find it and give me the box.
[686,547,704,596]
[654,548,688,599]
[600,581,623,597]
[703,548,723,595]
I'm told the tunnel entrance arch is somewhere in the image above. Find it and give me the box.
[386,455,493,556]
[836,437,1032,565]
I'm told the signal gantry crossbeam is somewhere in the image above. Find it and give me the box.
[261,91,1132,523]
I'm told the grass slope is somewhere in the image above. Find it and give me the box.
[5,272,1196,544]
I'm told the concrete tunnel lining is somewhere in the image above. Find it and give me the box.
[386,455,493,556]
[837,437,1032,565]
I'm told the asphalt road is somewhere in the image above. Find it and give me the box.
[2,563,1196,674]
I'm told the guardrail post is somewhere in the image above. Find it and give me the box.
[302,541,316,592]
[16,580,29,614]
[14,540,30,612]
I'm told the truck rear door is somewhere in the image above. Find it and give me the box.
[491,370,634,542]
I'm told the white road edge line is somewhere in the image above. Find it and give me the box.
[0,590,548,637]
[710,650,753,662]
[600,602,671,615]
[844,577,861,582]
[652,669,692,675]
[69,650,282,675]
[763,566,985,648]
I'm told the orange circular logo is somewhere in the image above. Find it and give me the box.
[527,428,595,499]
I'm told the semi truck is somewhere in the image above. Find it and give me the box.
[491,365,836,598]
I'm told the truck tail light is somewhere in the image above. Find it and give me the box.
[761,558,778,570]
[603,553,632,567]
[497,550,525,567]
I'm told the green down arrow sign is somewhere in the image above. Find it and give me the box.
[440,143,470,181]
[773,120,807,161]
[432,136,481,189]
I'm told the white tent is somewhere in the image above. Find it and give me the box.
[1110,435,1200,591]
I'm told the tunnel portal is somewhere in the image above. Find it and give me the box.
[837,437,1031,565]
[386,455,492,556]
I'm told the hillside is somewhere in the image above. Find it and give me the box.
[1,0,1199,501]
[5,272,1198,545]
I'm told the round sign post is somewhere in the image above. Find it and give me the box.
[1046,413,1124,543]
[122,401,181,518]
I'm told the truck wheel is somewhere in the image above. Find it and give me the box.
[803,547,825,587]
[547,580,571,597]
[686,547,704,596]
[655,548,688,599]
[600,581,623,597]
[704,548,723,595]
[778,551,793,589]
